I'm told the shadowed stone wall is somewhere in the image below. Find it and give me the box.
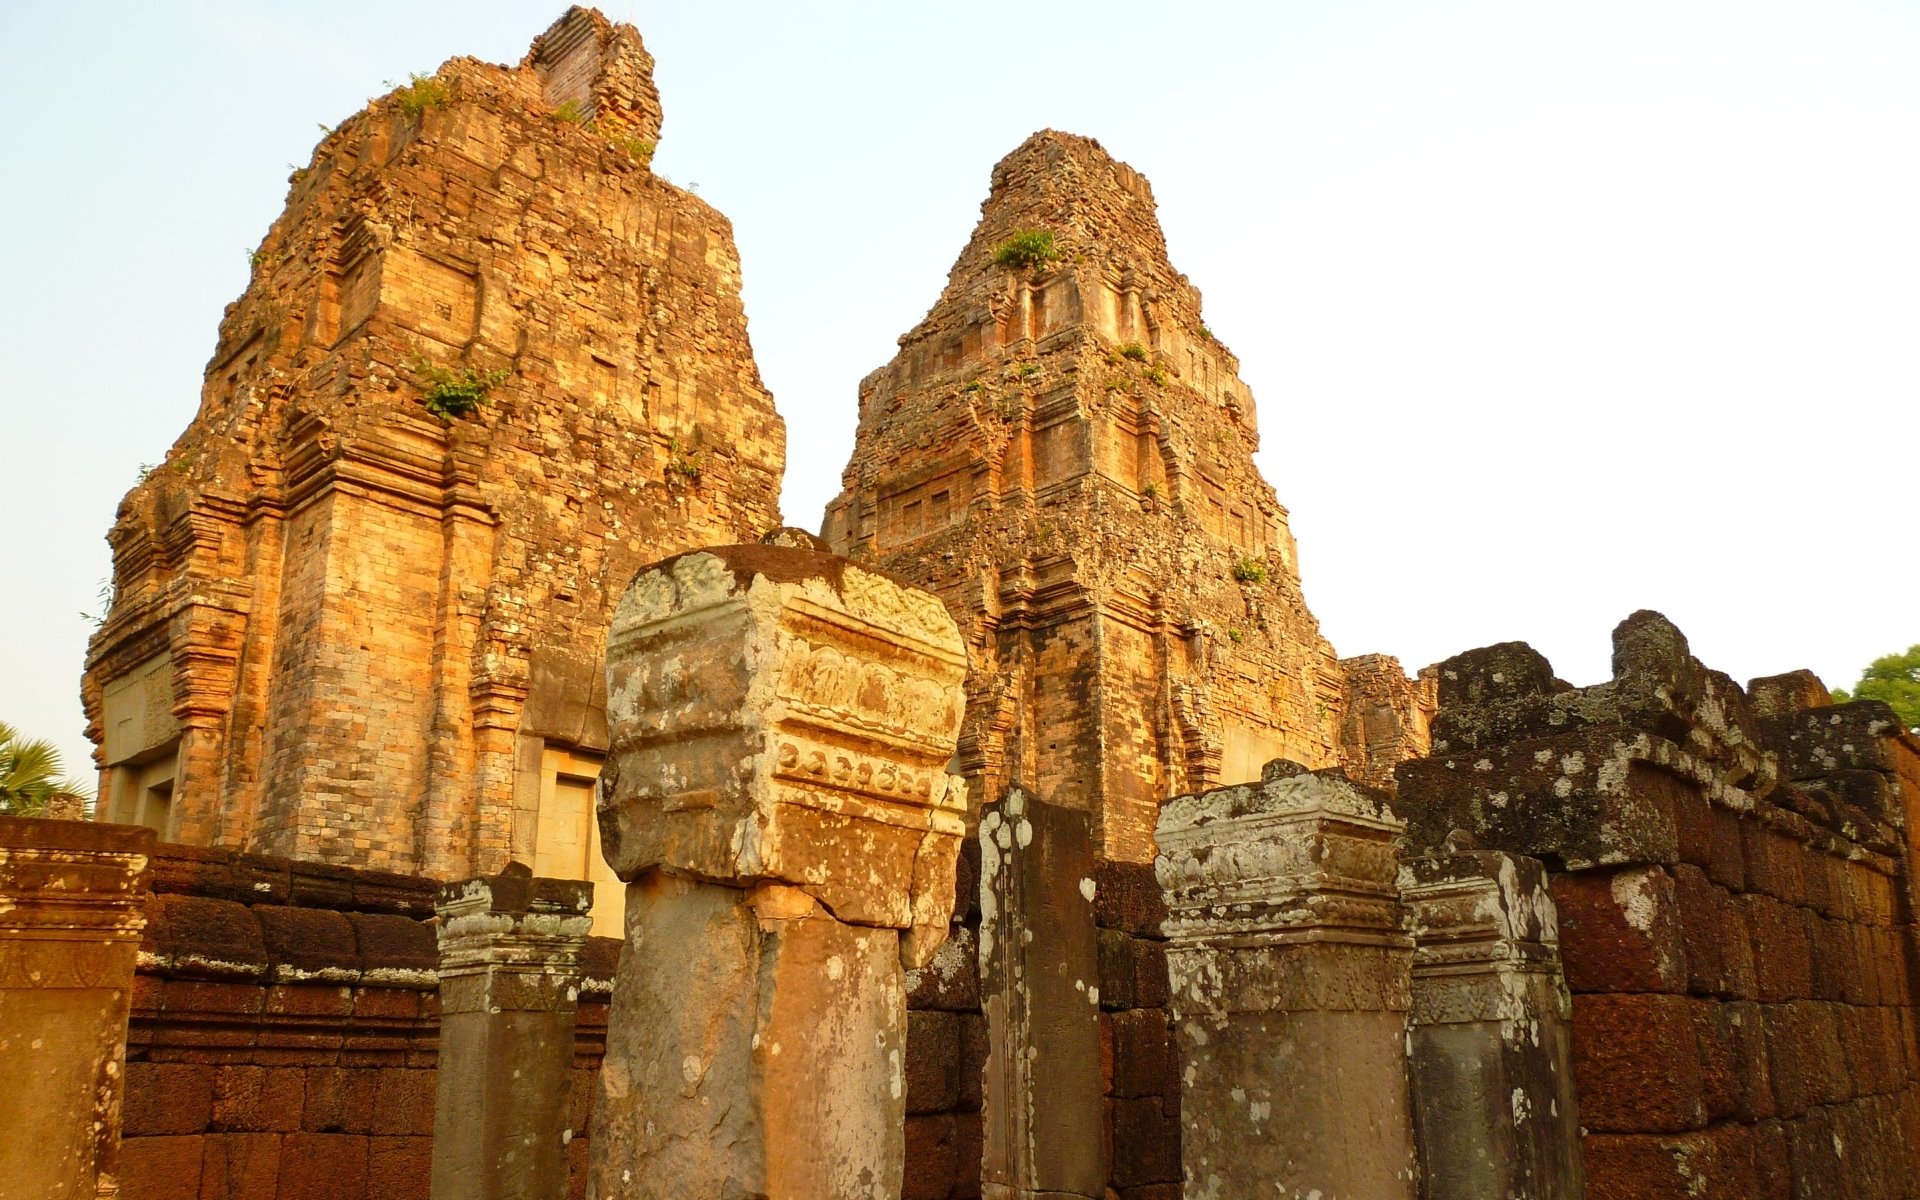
[1397,612,1920,1200]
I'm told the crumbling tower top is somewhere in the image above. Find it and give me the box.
[523,6,663,144]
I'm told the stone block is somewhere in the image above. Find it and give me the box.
[303,1067,379,1134]
[1110,1094,1180,1188]
[196,1132,284,1200]
[373,1070,436,1137]
[1582,1123,1759,1200]
[1570,993,1707,1133]
[907,1010,961,1115]
[905,925,979,1012]
[1109,1009,1172,1100]
[957,1014,987,1113]
[1398,729,1689,869]
[599,545,969,952]
[1740,893,1814,1002]
[366,1135,432,1200]
[1091,859,1166,937]
[117,1135,207,1200]
[210,1065,306,1132]
[124,1062,216,1136]
[277,1133,371,1200]
[903,1113,957,1200]
[1552,866,1689,993]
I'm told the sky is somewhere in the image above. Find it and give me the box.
[2,1,1915,780]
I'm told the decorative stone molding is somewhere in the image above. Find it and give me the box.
[0,817,155,1200]
[1155,761,1418,1200]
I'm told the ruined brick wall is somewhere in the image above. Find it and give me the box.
[902,840,987,1200]
[898,841,1180,1200]
[83,7,784,886]
[116,843,617,1200]
[1092,861,1181,1200]
[1338,652,1437,791]
[1396,614,1920,1199]
[823,131,1348,863]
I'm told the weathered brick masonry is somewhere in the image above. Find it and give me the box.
[117,843,619,1200]
[1396,612,1920,1200]
[83,9,784,910]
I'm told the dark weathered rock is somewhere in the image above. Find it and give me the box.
[1401,850,1584,1200]
[979,789,1105,1198]
[429,869,592,1200]
[1156,764,1417,1200]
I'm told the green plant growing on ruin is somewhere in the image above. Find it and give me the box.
[665,435,702,482]
[1231,558,1267,584]
[395,73,451,117]
[247,247,280,269]
[1145,365,1170,387]
[1199,324,1215,341]
[554,99,590,124]
[1227,627,1245,644]
[962,379,985,393]
[992,229,1062,271]
[1141,482,1161,499]
[1015,362,1041,379]
[1832,645,1920,730]
[1103,378,1131,393]
[413,358,508,420]
[1119,342,1149,362]
[612,133,656,165]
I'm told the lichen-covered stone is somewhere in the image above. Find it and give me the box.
[590,541,968,1199]
[1155,763,1417,1200]
[597,543,968,953]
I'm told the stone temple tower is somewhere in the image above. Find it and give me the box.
[824,130,1347,863]
[82,9,785,926]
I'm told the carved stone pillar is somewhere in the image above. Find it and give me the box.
[978,788,1105,1199]
[1400,850,1585,1200]
[429,864,592,1200]
[1155,761,1418,1200]
[0,818,155,1200]
[589,543,969,1199]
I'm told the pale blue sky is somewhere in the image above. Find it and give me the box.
[3,1,1916,778]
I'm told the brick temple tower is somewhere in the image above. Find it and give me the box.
[824,131,1351,862]
[81,9,785,925]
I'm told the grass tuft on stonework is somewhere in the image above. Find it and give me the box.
[992,229,1062,271]
[395,73,451,117]
[1231,558,1267,584]
[414,358,508,421]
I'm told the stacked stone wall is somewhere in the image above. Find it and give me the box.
[1396,614,1920,1200]
[114,843,619,1200]
[1092,860,1181,1200]
[902,839,987,1200]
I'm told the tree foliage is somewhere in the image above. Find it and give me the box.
[0,722,91,817]
[1831,644,1920,731]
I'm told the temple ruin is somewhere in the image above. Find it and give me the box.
[11,8,1917,1200]
[824,130,1423,863]
[80,7,784,932]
